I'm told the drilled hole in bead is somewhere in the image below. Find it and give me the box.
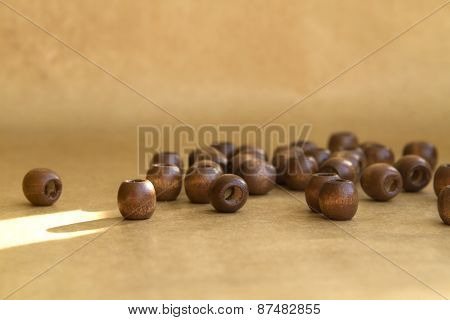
[409,168,427,186]
[44,180,61,199]
[129,179,146,183]
[224,186,243,202]
[384,176,398,193]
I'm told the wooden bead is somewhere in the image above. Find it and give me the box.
[146,164,182,201]
[360,142,395,165]
[152,152,183,171]
[237,158,276,195]
[305,148,331,166]
[284,149,314,191]
[184,166,221,203]
[188,159,223,175]
[211,141,235,159]
[229,153,256,174]
[394,155,432,192]
[319,179,358,221]
[234,145,268,161]
[290,140,317,153]
[403,141,438,169]
[434,164,450,197]
[305,173,340,213]
[209,174,249,213]
[438,186,450,225]
[117,179,156,220]
[22,168,62,206]
[328,132,358,152]
[360,163,402,201]
[319,157,357,182]
[331,148,367,176]
[188,147,228,172]
[307,156,319,173]
[271,146,303,185]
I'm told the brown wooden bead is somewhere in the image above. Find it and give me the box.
[360,163,402,201]
[237,158,276,195]
[319,157,357,182]
[228,153,256,174]
[305,148,331,166]
[360,142,395,165]
[305,173,340,213]
[209,174,249,213]
[438,186,450,225]
[22,168,62,206]
[331,148,367,176]
[188,159,223,175]
[271,146,303,185]
[403,141,438,169]
[290,140,317,153]
[184,166,221,203]
[434,164,450,197]
[211,141,235,159]
[234,145,268,161]
[283,148,314,190]
[146,164,182,201]
[319,179,358,221]
[117,179,156,220]
[152,152,183,171]
[188,147,228,172]
[394,155,432,192]
[328,132,359,152]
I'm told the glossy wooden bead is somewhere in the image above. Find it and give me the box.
[188,159,223,175]
[234,145,268,161]
[146,164,182,201]
[209,174,249,213]
[394,155,432,192]
[403,141,438,169]
[188,147,228,172]
[117,179,156,220]
[184,166,222,203]
[319,157,357,182]
[305,173,340,212]
[152,152,183,171]
[22,168,62,206]
[360,163,402,201]
[434,164,450,196]
[328,132,359,152]
[438,186,450,225]
[360,142,395,165]
[211,141,235,159]
[237,158,276,195]
[284,149,314,191]
[305,148,331,166]
[290,140,317,153]
[319,179,358,221]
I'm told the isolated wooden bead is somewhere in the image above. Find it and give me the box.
[188,159,223,175]
[434,164,450,196]
[188,147,228,172]
[360,142,395,165]
[146,164,182,201]
[403,141,438,169]
[328,132,359,152]
[319,179,358,221]
[238,158,276,195]
[152,152,183,171]
[394,155,432,192]
[117,179,156,220]
[438,186,450,225]
[290,140,317,153]
[284,149,314,190]
[184,166,221,203]
[305,148,331,166]
[209,174,249,213]
[22,168,62,206]
[360,163,402,201]
[305,173,340,213]
[319,157,357,182]
[211,141,235,159]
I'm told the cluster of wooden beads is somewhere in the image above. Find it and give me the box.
[21,132,449,225]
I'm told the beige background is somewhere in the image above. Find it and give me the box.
[0,0,450,299]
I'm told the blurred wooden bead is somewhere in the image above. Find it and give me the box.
[438,186,450,225]
[319,157,357,182]
[307,156,319,173]
[238,158,276,195]
[328,132,359,152]
[305,173,340,213]
[22,168,62,206]
[229,153,255,174]
[360,163,402,201]
[403,141,438,169]
[146,164,182,201]
[117,179,156,220]
[211,141,235,159]
[305,148,331,166]
[272,146,302,185]
[188,159,223,175]
[394,155,432,192]
[284,149,314,191]
[331,148,367,175]
[360,142,395,165]
[319,179,358,221]
[188,147,227,172]
[184,166,221,203]
[152,152,183,171]
[434,164,450,196]
[235,145,268,161]
[290,140,317,153]
[209,174,249,213]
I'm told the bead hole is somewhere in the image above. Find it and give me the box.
[129,179,146,183]
[44,180,61,199]
[384,176,398,193]
[409,168,427,186]
[224,186,243,202]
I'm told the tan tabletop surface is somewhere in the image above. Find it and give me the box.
[1,0,450,299]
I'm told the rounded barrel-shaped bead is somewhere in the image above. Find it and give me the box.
[22,168,62,206]
[328,132,359,152]
[433,164,450,197]
[209,174,249,213]
[146,164,182,201]
[184,166,222,203]
[117,179,156,220]
[319,179,358,221]
[237,158,276,195]
[394,155,432,192]
[403,141,438,169]
[305,173,340,213]
[360,163,403,201]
